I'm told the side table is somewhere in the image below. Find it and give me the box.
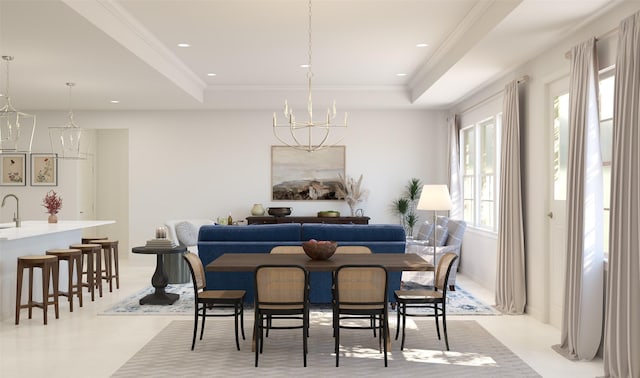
[132,245,187,305]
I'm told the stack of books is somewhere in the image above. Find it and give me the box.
[145,238,176,249]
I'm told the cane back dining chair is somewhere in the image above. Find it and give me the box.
[394,252,458,351]
[183,252,246,351]
[254,264,309,367]
[333,264,389,367]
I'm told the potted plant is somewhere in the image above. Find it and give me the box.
[391,178,423,237]
[42,190,62,223]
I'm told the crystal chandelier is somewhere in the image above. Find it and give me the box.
[272,0,347,152]
[0,56,36,153]
[49,82,89,159]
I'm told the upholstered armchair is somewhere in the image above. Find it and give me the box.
[402,216,466,290]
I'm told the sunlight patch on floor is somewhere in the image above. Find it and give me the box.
[402,349,498,367]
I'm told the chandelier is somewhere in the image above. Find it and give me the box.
[272,0,347,152]
[49,82,89,159]
[0,56,36,153]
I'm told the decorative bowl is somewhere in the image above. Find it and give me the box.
[268,207,292,217]
[317,210,340,217]
[302,240,337,260]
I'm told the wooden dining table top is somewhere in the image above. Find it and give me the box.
[205,253,433,272]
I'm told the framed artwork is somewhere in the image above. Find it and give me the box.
[0,153,26,186]
[31,153,58,186]
[271,145,345,200]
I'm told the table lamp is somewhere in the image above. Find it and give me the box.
[416,185,452,272]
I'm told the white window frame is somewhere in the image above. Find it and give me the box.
[460,114,501,232]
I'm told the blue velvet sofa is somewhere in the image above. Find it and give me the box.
[197,223,406,304]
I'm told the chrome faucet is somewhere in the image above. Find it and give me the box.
[1,194,20,227]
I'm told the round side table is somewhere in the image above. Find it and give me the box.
[132,245,187,305]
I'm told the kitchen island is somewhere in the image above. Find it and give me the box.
[0,220,115,322]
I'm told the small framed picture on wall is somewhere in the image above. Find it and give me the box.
[30,153,58,186]
[0,153,26,186]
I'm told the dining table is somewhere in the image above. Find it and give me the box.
[205,252,434,273]
[205,252,433,352]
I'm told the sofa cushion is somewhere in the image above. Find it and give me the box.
[199,223,301,242]
[175,221,198,247]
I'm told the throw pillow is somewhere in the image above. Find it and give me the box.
[426,225,449,246]
[175,221,198,247]
[415,221,434,240]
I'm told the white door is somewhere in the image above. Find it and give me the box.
[547,76,569,328]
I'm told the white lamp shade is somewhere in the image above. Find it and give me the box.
[417,184,452,211]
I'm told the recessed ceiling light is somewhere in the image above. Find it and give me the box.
[177,43,190,48]
[207,73,217,77]
[110,100,120,104]
[300,64,310,68]
[416,43,428,47]
[396,73,407,77]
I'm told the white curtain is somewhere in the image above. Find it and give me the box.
[495,80,526,314]
[553,37,604,361]
[604,11,640,377]
[448,115,463,220]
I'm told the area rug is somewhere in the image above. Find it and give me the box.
[101,283,499,316]
[111,317,540,377]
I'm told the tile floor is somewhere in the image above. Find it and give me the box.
[0,254,603,377]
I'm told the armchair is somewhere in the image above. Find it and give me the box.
[402,217,466,290]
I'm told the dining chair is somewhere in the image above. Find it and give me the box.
[394,252,458,351]
[183,252,246,351]
[254,264,309,367]
[269,246,304,254]
[333,265,389,367]
[335,245,372,254]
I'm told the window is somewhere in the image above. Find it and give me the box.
[551,68,614,256]
[599,70,614,255]
[460,115,501,231]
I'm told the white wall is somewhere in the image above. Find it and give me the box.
[451,1,640,323]
[14,109,448,256]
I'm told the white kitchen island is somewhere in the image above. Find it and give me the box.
[0,220,115,322]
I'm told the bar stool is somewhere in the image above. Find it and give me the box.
[46,248,83,311]
[15,255,60,325]
[82,237,108,244]
[93,240,120,292]
[70,243,103,300]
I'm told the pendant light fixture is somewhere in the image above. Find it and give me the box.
[272,0,348,152]
[49,82,89,159]
[0,56,36,153]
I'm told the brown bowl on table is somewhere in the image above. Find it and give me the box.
[302,240,338,260]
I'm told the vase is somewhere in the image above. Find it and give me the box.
[48,214,58,223]
[250,203,265,216]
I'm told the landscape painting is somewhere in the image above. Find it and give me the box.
[271,146,345,201]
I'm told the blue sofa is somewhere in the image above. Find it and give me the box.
[197,223,406,304]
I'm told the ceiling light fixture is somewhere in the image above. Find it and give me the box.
[49,82,90,159]
[272,0,347,152]
[0,56,36,153]
[177,43,190,48]
[416,43,429,47]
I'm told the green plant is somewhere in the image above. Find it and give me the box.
[390,178,423,237]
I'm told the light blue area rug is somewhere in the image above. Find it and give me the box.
[101,283,500,316]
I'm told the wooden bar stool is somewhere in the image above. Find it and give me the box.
[82,237,108,244]
[15,255,60,325]
[93,240,120,292]
[70,243,103,300]
[46,248,83,311]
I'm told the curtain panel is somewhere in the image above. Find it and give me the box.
[494,80,526,314]
[604,11,640,378]
[553,37,604,361]
[448,115,463,220]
